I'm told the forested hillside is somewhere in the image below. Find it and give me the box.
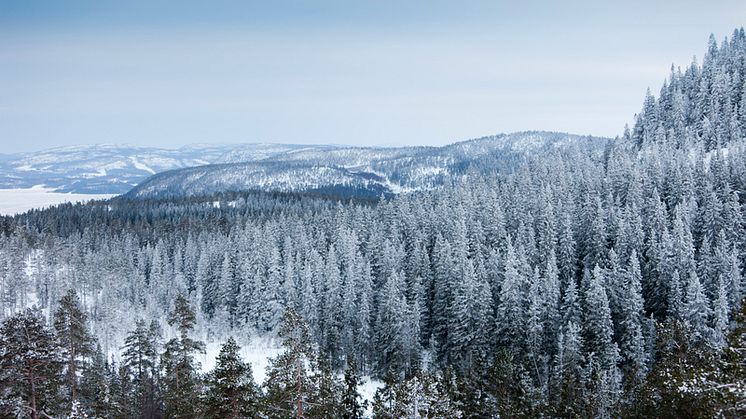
[126,131,606,199]
[1,30,745,418]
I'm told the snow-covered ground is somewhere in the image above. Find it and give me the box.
[0,186,114,216]
[199,337,283,385]
[198,336,382,412]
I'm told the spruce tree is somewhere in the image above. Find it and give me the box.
[683,268,715,345]
[496,239,527,352]
[620,251,648,391]
[203,337,260,418]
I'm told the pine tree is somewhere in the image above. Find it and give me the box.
[122,319,161,418]
[54,289,95,405]
[203,337,260,418]
[162,294,205,418]
[0,310,62,419]
[263,308,318,419]
[340,357,366,419]
[109,363,134,419]
[79,344,113,418]
[308,355,341,418]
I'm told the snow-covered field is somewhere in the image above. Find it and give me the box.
[0,186,114,216]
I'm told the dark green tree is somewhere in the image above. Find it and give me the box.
[308,355,342,418]
[80,344,113,418]
[340,357,366,419]
[162,294,205,418]
[109,363,135,419]
[0,309,62,419]
[203,337,260,418]
[263,308,318,418]
[54,289,95,404]
[122,319,162,418]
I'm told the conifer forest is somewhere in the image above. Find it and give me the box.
[1,24,746,419]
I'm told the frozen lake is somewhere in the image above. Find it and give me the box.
[0,186,114,216]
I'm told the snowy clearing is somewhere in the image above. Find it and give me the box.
[0,186,115,216]
[198,336,382,410]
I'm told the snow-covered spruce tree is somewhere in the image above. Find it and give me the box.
[619,251,648,391]
[496,238,527,354]
[582,265,622,414]
[550,321,585,417]
[373,270,409,377]
[683,267,715,346]
[371,370,463,419]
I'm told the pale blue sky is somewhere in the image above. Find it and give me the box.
[1,1,744,152]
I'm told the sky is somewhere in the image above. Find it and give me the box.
[0,1,744,153]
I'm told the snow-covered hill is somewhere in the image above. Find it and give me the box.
[0,132,609,199]
[0,143,323,194]
[126,131,609,199]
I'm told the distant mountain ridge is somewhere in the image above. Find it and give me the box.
[0,143,331,194]
[0,132,609,197]
[125,131,609,199]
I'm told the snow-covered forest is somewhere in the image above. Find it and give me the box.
[2,30,746,418]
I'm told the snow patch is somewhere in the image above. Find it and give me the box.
[129,157,157,174]
[198,337,283,385]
